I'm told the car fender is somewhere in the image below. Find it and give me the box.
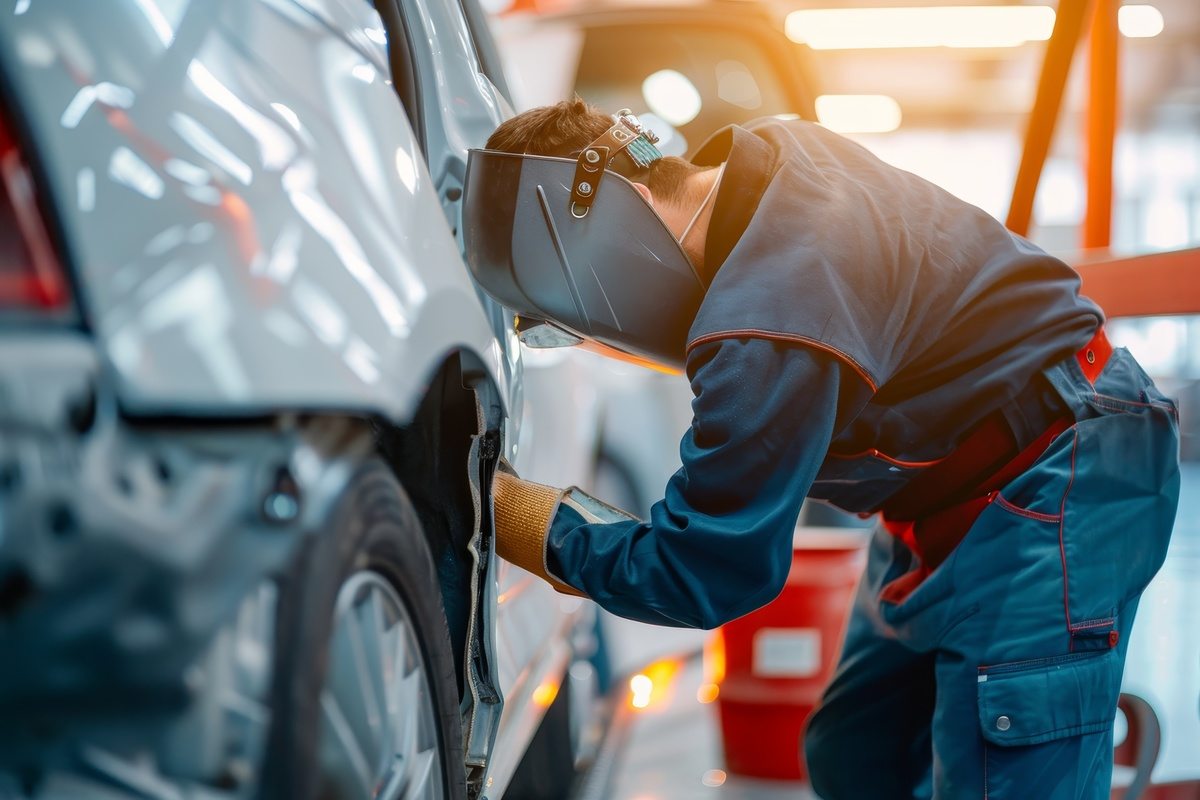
[0,0,515,425]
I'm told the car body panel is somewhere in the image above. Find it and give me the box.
[0,0,591,793]
[0,0,510,423]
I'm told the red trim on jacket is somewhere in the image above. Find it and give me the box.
[686,329,880,392]
[825,448,947,469]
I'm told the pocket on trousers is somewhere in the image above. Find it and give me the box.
[977,649,1120,798]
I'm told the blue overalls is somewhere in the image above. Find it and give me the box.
[542,119,1181,797]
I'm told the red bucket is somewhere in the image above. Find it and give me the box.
[712,528,868,781]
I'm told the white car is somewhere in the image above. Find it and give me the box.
[0,1,596,798]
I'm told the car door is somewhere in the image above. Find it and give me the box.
[1075,247,1200,789]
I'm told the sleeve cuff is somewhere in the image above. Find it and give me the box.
[492,471,586,597]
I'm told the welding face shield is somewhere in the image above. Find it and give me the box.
[462,110,706,371]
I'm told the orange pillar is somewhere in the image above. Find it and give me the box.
[1006,0,1092,237]
[1084,0,1119,249]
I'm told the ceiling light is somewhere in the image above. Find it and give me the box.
[785,6,1056,50]
[1118,4,1164,38]
[816,95,903,134]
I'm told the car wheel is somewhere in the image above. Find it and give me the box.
[260,461,466,800]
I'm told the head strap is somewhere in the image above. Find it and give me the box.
[570,109,664,219]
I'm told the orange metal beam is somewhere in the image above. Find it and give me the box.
[1084,0,1119,249]
[1075,248,1200,318]
[1006,0,1093,237]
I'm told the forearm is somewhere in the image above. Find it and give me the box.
[493,339,864,629]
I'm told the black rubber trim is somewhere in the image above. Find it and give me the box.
[375,0,426,157]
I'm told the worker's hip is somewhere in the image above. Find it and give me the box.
[862,341,1180,651]
[821,346,1179,797]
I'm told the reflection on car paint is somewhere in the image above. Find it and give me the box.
[60,82,135,129]
[1,0,508,416]
[169,112,254,185]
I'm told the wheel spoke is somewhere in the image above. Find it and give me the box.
[349,594,384,742]
[369,586,396,716]
[326,609,377,764]
[393,659,423,764]
[320,570,448,800]
[320,689,375,798]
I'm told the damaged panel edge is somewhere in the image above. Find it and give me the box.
[461,376,505,798]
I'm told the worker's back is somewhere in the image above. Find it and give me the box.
[688,118,1103,514]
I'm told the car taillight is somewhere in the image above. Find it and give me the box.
[0,108,68,310]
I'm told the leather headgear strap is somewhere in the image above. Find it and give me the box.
[569,109,664,219]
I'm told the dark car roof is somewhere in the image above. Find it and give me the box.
[525,2,817,121]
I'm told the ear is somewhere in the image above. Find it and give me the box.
[630,181,654,208]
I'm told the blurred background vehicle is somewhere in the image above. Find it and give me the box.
[491,2,817,144]
[0,0,602,798]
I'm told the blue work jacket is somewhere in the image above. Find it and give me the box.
[545,119,1103,629]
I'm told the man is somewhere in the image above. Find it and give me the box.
[463,100,1180,798]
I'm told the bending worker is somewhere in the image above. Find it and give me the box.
[462,101,1180,798]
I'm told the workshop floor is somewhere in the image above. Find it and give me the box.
[576,651,818,800]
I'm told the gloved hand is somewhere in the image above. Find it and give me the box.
[492,468,586,597]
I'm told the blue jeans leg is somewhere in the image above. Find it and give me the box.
[806,350,1179,799]
[805,527,938,800]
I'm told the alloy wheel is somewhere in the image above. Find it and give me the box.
[318,570,446,800]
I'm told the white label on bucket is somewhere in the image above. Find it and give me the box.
[753,628,821,678]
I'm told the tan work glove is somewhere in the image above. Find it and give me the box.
[492,469,586,597]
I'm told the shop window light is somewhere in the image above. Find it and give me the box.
[641,69,702,127]
[816,94,903,134]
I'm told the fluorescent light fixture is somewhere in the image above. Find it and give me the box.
[1118,4,1164,38]
[816,94,902,134]
[642,69,703,127]
[786,6,1056,50]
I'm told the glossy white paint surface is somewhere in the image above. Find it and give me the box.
[0,0,591,791]
[0,0,509,421]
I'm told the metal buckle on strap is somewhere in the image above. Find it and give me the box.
[569,109,663,218]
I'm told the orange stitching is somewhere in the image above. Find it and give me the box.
[1069,617,1114,631]
[1059,429,1079,647]
[1091,392,1178,418]
[687,329,880,392]
[826,448,946,469]
[993,493,1061,523]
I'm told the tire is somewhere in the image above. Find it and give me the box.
[504,678,577,800]
[260,461,466,800]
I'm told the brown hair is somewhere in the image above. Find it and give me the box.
[485,99,704,208]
